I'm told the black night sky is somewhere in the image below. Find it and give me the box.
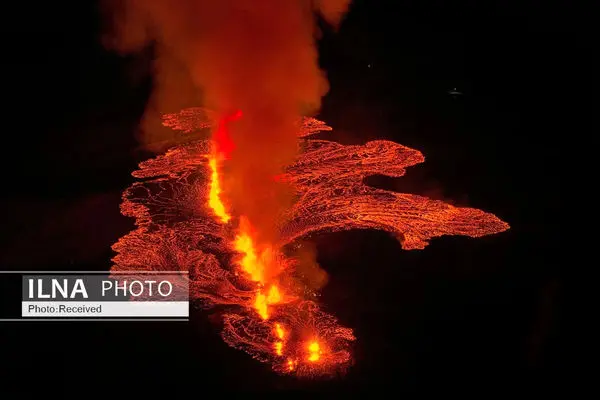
[2,0,578,394]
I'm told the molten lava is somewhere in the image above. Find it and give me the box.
[274,323,285,356]
[233,224,264,283]
[111,107,509,377]
[208,156,230,224]
[232,218,284,320]
[307,341,322,362]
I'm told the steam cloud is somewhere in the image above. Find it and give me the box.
[103,0,352,244]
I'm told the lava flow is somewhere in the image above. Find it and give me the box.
[111,107,509,377]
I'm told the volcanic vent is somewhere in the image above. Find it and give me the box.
[110,107,509,377]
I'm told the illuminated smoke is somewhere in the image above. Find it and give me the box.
[103,0,352,245]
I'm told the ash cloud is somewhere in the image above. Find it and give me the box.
[103,0,352,244]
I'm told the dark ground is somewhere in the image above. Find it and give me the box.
[1,0,579,393]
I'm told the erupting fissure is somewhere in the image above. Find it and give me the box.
[210,113,286,322]
[207,156,230,224]
[111,107,509,377]
[206,111,243,224]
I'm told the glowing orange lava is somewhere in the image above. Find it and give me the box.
[274,323,285,355]
[111,107,510,378]
[307,341,322,362]
[287,359,297,371]
[208,156,230,224]
[233,219,283,320]
[233,229,264,283]
[267,285,281,304]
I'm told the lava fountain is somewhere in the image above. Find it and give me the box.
[111,108,509,377]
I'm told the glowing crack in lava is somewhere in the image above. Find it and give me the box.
[111,107,509,377]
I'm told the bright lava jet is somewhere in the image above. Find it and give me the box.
[111,107,509,377]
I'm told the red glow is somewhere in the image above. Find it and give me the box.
[214,110,242,159]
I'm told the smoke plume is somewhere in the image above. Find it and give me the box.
[103,0,352,244]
